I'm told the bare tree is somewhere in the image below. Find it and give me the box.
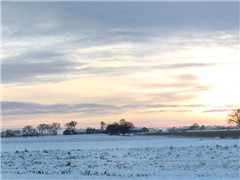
[119,119,134,135]
[37,124,45,135]
[65,121,77,130]
[46,124,52,135]
[37,123,61,135]
[189,123,199,130]
[51,122,61,135]
[100,121,106,130]
[23,125,38,136]
[227,108,240,128]
[37,124,50,135]
[5,130,15,137]
[63,121,77,135]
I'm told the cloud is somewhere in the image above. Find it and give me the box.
[175,110,193,112]
[2,2,237,85]
[3,50,65,63]
[2,53,215,84]
[132,74,207,90]
[170,74,198,81]
[2,60,86,84]
[3,2,238,38]
[142,109,194,113]
[2,101,120,116]
[73,63,215,77]
[142,110,168,113]
[2,2,238,52]
[202,109,234,113]
[124,104,207,109]
[2,101,208,116]
[149,90,199,103]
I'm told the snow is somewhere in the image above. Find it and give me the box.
[75,129,86,133]
[186,129,240,132]
[1,134,240,179]
[130,127,146,131]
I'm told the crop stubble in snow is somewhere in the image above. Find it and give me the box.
[1,142,239,179]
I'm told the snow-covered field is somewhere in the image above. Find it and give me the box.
[1,134,240,179]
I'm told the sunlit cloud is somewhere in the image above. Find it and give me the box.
[203,109,236,113]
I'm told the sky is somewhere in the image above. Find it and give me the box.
[1,2,239,129]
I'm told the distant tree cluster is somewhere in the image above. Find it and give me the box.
[1,122,61,137]
[63,121,108,135]
[86,128,97,134]
[22,123,61,136]
[22,125,38,136]
[106,119,134,136]
[166,123,231,133]
[1,130,22,137]
[63,121,77,135]
[37,123,61,135]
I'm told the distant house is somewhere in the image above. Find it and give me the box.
[148,128,161,133]
[130,127,149,134]
[14,130,23,137]
[168,127,178,133]
[75,129,86,134]
[189,123,200,130]
[63,129,77,135]
[183,126,191,130]
[0,131,6,137]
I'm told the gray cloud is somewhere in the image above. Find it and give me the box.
[3,50,65,63]
[2,2,238,51]
[2,101,119,116]
[3,2,238,38]
[2,53,215,84]
[154,63,216,69]
[2,101,209,116]
[2,60,86,84]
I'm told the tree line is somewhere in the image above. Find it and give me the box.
[106,119,134,135]
[63,119,135,136]
[1,108,239,138]
[1,121,78,137]
[1,122,62,137]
